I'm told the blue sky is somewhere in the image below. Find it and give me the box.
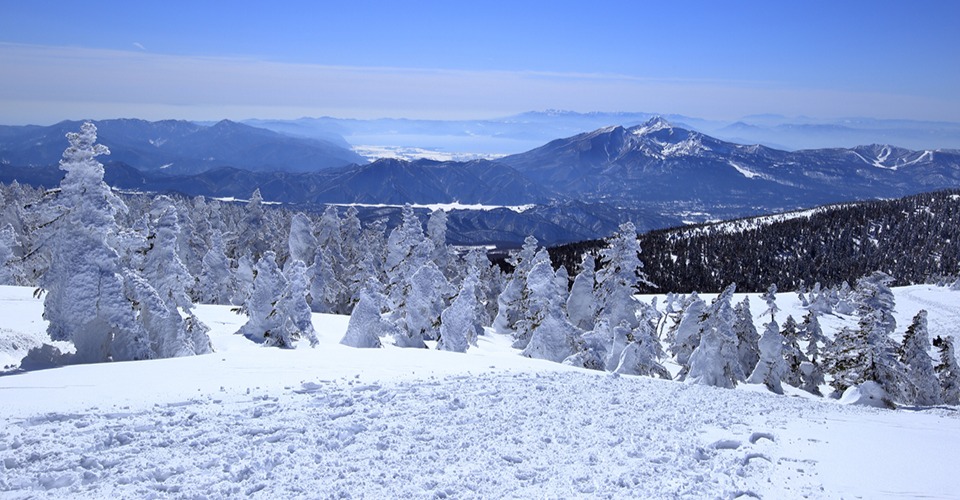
[1,1,958,124]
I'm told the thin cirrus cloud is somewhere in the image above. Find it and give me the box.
[0,43,954,125]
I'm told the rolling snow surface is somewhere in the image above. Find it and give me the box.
[1,285,959,498]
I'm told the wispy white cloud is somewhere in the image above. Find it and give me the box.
[132,42,146,51]
[0,43,956,125]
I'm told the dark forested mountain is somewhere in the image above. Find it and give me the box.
[551,189,960,293]
[0,119,365,174]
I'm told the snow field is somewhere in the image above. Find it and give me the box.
[1,284,960,498]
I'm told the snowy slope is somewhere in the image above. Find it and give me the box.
[1,285,959,498]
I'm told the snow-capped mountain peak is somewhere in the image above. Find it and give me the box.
[630,116,674,136]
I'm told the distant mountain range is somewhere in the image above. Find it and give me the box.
[2,116,959,246]
[0,119,364,175]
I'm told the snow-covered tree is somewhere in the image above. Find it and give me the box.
[426,208,457,281]
[40,123,151,363]
[385,205,430,309]
[898,310,941,405]
[748,320,786,394]
[566,254,597,331]
[834,281,856,315]
[237,189,270,261]
[493,235,539,335]
[933,335,960,405]
[733,296,760,379]
[230,252,255,306]
[394,261,452,346]
[686,284,743,388]
[669,293,706,380]
[615,312,670,379]
[141,197,195,310]
[798,310,826,395]
[272,260,318,348]
[780,315,806,388]
[595,222,647,329]
[197,230,233,305]
[0,223,21,285]
[510,248,552,349]
[464,247,496,326]
[310,245,346,314]
[855,271,897,335]
[340,283,392,348]
[287,212,317,265]
[237,252,285,344]
[563,319,611,371]
[760,284,779,321]
[438,273,483,353]
[520,259,580,363]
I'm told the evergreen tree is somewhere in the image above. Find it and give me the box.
[595,222,647,329]
[385,205,430,310]
[686,284,743,388]
[760,283,779,321]
[615,312,670,379]
[563,319,611,371]
[933,336,960,404]
[510,248,552,349]
[198,229,233,305]
[748,320,787,394]
[798,310,826,395]
[520,259,580,363]
[899,310,941,405]
[40,123,151,363]
[238,189,270,260]
[493,235,539,335]
[395,261,452,345]
[733,296,760,379]
[340,284,391,349]
[669,293,706,380]
[237,252,285,344]
[780,315,806,387]
[272,260,318,348]
[566,254,597,331]
[0,223,21,285]
[438,273,483,353]
[310,245,346,314]
[287,212,317,265]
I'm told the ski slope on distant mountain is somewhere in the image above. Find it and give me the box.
[1,285,959,498]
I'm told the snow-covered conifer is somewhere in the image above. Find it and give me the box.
[287,212,317,265]
[566,254,598,331]
[41,123,149,363]
[933,335,960,404]
[238,189,270,260]
[231,252,255,307]
[438,273,483,353]
[669,293,706,380]
[510,248,552,349]
[310,246,346,314]
[563,319,611,371]
[385,205,430,309]
[0,223,21,285]
[273,260,318,348]
[493,235,539,335]
[395,261,452,345]
[464,247,495,326]
[198,230,233,305]
[748,320,787,394]
[615,315,670,379]
[520,259,580,363]
[855,271,897,335]
[760,284,779,321]
[142,197,195,310]
[340,284,392,349]
[237,252,285,344]
[781,315,806,387]
[733,296,760,379]
[898,310,941,405]
[595,222,647,329]
[798,310,826,395]
[834,281,856,315]
[426,208,457,281]
[686,284,743,388]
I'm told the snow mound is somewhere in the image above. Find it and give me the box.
[839,381,894,409]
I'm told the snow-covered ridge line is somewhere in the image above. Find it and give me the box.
[328,202,535,213]
[674,205,839,236]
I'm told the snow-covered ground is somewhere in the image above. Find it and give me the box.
[1,285,959,498]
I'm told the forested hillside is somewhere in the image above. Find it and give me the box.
[551,189,960,293]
